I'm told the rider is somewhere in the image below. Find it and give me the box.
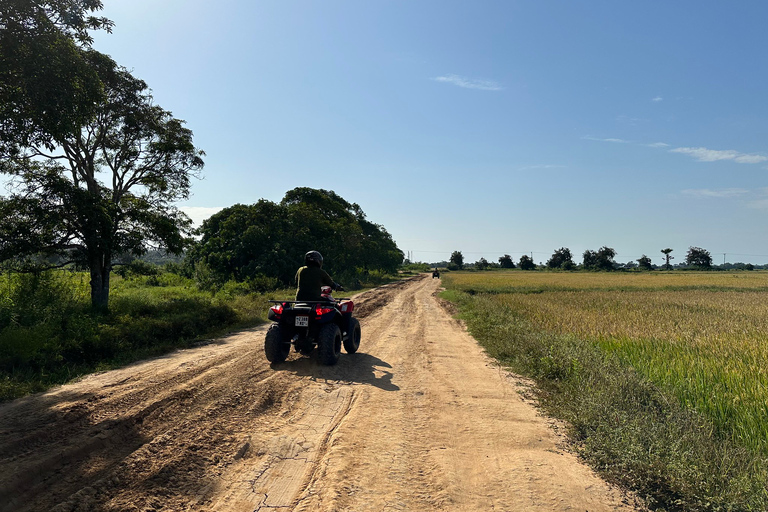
[295,250,342,301]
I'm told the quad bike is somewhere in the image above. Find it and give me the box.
[432,269,440,278]
[264,286,361,365]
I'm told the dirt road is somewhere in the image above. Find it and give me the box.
[0,275,638,511]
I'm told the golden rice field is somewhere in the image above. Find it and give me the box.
[443,270,768,453]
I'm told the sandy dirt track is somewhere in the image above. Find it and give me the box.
[0,275,639,511]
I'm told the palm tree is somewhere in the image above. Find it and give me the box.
[661,248,674,270]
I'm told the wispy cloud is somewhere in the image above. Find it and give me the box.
[682,188,749,198]
[584,137,768,166]
[584,135,671,147]
[432,74,503,91]
[671,147,768,164]
[652,96,663,102]
[582,136,630,144]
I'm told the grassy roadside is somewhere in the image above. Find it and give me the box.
[0,269,397,402]
[441,272,768,511]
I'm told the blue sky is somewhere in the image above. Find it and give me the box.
[92,0,768,265]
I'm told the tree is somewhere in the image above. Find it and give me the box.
[596,246,617,270]
[637,255,653,270]
[661,248,674,270]
[583,246,617,270]
[546,247,574,269]
[475,257,489,270]
[582,250,597,269]
[0,53,204,310]
[686,246,712,269]
[498,254,515,268]
[189,189,404,288]
[450,251,464,270]
[1,0,113,155]
[519,254,536,270]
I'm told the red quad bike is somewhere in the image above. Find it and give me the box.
[265,286,361,365]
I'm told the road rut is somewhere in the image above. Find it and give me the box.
[0,275,638,511]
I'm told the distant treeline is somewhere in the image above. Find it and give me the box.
[428,247,765,271]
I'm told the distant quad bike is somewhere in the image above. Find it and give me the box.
[265,286,361,365]
[432,269,440,278]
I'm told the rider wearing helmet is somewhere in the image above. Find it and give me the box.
[295,251,342,301]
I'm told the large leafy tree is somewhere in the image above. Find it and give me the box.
[0,51,204,310]
[546,247,574,269]
[1,0,112,153]
[686,246,712,269]
[190,188,403,287]
[498,254,515,268]
[518,254,536,270]
[189,200,295,286]
[637,254,653,270]
[583,246,617,270]
[449,251,464,270]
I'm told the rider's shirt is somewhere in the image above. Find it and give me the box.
[295,266,335,301]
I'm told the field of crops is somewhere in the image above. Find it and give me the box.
[442,269,768,509]
[445,270,768,453]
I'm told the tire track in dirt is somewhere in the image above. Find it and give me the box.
[0,274,640,511]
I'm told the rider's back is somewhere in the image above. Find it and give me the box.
[295,265,334,301]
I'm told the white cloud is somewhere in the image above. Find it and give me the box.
[646,142,670,148]
[432,74,503,91]
[582,136,630,143]
[681,188,749,198]
[180,206,224,226]
[652,96,663,102]
[671,146,768,164]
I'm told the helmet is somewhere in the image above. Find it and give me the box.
[304,250,323,267]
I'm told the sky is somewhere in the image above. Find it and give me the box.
[90,0,768,266]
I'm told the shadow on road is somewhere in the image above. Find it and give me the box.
[271,352,400,391]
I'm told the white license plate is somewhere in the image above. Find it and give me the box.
[295,316,309,327]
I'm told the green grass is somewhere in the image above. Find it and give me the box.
[0,267,402,402]
[441,270,768,511]
[0,270,278,401]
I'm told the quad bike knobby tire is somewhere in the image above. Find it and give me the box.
[264,324,291,363]
[318,323,342,365]
[343,318,361,354]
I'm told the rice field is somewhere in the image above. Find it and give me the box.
[443,270,768,454]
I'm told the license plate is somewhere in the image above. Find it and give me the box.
[295,316,309,327]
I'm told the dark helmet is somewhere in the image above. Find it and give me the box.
[305,250,323,267]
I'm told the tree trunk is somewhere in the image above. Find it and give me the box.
[89,257,111,312]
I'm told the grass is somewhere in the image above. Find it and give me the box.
[441,270,768,511]
[0,270,282,401]
[0,267,401,402]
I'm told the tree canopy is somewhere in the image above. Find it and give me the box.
[188,188,403,288]
[518,254,536,270]
[637,254,653,270]
[547,247,574,269]
[0,51,204,310]
[686,246,712,269]
[449,251,464,270]
[498,254,515,268]
[583,246,617,271]
[1,0,113,153]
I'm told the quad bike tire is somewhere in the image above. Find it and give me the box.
[264,324,291,363]
[318,323,342,365]
[343,318,361,354]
